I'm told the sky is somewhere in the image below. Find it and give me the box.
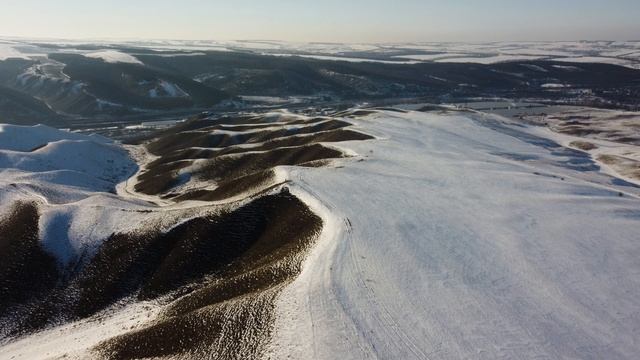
[0,0,639,43]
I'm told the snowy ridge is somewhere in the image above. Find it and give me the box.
[266,109,640,359]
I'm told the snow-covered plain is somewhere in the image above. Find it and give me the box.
[265,53,421,64]
[266,110,640,359]
[551,56,636,67]
[434,54,543,64]
[393,53,465,61]
[4,38,640,68]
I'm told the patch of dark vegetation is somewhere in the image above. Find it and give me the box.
[346,110,378,117]
[147,148,220,167]
[134,112,372,198]
[542,112,640,147]
[96,190,322,359]
[553,125,601,137]
[153,129,373,167]
[255,129,373,151]
[0,190,322,351]
[570,141,598,151]
[136,129,371,199]
[197,144,344,183]
[128,113,334,146]
[597,154,640,181]
[299,159,334,168]
[125,113,321,145]
[134,159,194,195]
[138,141,352,200]
[173,170,279,202]
[371,107,408,113]
[417,105,450,112]
[0,202,60,335]
[145,119,352,156]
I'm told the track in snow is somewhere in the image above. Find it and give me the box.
[267,109,640,359]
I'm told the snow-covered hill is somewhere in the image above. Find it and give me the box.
[266,109,640,359]
[0,113,368,359]
[0,124,109,152]
[0,124,134,195]
[1,108,640,359]
[0,125,140,269]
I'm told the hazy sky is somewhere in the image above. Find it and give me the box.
[1,0,638,42]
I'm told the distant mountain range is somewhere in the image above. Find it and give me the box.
[1,39,640,126]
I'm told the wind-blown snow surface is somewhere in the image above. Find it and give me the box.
[266,110,640,359]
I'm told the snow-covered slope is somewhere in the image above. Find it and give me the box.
[0,125,134,195]
[0,125,138,264]
[1,109,640,359]
[0,124,108,152]
[0,140,133,183]
[0,113,367,359]
[266,109,640,359]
